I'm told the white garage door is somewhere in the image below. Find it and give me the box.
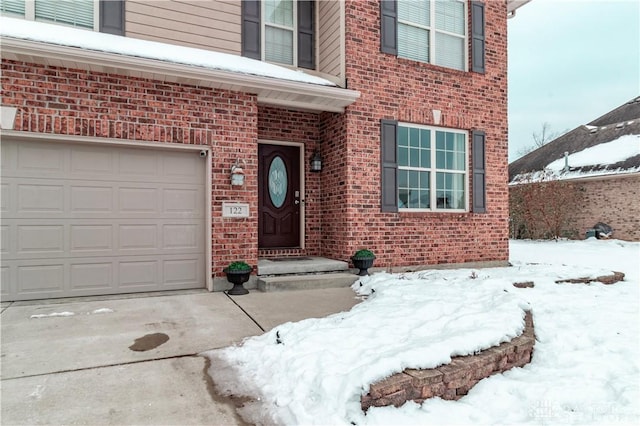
[1,139,207,301]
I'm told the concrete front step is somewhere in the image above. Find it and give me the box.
[257,257,348,276]
[258,273,359,292]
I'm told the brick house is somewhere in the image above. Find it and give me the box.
[509,96,640,241]
[1,0,526,301]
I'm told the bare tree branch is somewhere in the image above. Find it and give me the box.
[517,122,568,157]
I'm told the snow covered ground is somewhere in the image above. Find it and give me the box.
[205,239,639,425]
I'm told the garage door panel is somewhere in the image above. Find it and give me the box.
[119,260,158,288]
[18,225,65,254]
[118,150,158,176]
[119,187,159,213]
[71,185,114,213]
[164,258,201,285]
[70,262,113,290]
[17,143,65,174]
[1,139,207,301]
[70,146,114,174]
[162,155,202,180]
[1,225,9,255]
[17,263,65,294]
[1,183,11,213]
[163,224,199,250]
[18,183,65,213]
[1,142,16,172]
[70,225,113,252]
[119,224,158,250]
[1,266,12,298]
[163,188,200,214]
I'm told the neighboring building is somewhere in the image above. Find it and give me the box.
[1,0,525,301]
[509,96,640,241]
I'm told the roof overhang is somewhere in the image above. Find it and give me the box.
[1,37,360,113]
[507,0,533,17]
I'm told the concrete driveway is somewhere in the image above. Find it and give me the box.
[1,288,359,425]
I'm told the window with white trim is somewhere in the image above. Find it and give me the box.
[397,0,467,71]
[263,0,296,66]
[397,124,468,211]
[1,0,97,30]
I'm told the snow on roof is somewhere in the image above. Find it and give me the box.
[510,166,640,185]
[511,134,640,184]
[546,134,640,171]
[0,16,336,87]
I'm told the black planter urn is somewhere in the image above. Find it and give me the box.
[351,256,375,276]
[223,268,251,295]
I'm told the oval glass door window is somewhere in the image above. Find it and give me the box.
[268,156,288,208]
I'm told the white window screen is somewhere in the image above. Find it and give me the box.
[398,23,429,63]
[265,26,294,65]
[398,0,430,27]
[35,0,93,29]
[435,0,465,35]
[1,0,25,16]
[435,32,464,70]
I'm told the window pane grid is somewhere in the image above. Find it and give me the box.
[398,170,430,209]
[398,124,467,211]
[436,172,465,209]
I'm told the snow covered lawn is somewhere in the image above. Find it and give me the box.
[205,239,639,425]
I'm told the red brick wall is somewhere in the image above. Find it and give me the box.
[574,175,640,241]
[319,111,351,258]
[1,59,259,276]
[321,0,510,266]
[257,106,322,256]
[2,0,511,275]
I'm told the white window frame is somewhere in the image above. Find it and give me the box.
[2,0,99,31]
[397,122,469,212]
[397,0,468,71]
[261,0,298,67]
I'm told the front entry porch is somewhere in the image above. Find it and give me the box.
[256,257,358,292]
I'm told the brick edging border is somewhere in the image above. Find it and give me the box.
[361,311,535,411]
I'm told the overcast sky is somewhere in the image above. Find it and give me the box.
[507,0,639,161]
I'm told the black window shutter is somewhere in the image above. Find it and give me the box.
[99,0,124,36]
[472,130,486,213]
[380,0,397,55]
[471,1,485,73]
[298,1,315,69]
[242,0,261,60]
[381,120,399,212]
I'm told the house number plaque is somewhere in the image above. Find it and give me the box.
[222,202,250,218]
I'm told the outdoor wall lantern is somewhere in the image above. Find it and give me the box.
[310,150,323,172]
[230,159,246,186]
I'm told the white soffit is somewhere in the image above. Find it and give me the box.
[507,0,533,14]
